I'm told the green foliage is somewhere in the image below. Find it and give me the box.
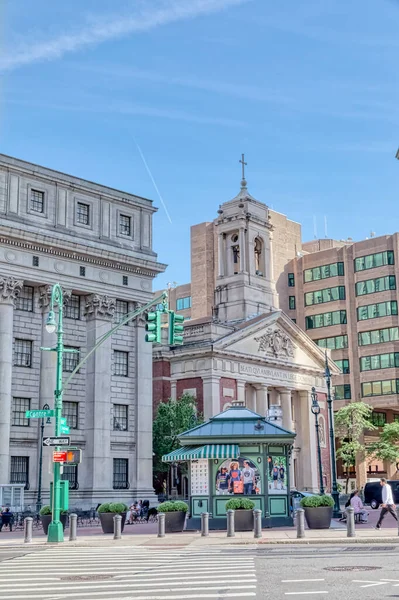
[368,421,399,464]
[157,501,188,513]
[97,502,128,514]
[39,505,51,516]
[225,498,255,511]
[300,495,334,508]
[153,394,203,493]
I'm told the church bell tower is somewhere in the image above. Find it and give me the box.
[214,155,278,322]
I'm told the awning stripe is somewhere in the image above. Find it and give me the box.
[162,444,240,463]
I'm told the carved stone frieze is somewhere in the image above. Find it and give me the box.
[0,276,23,304]
[84,294,116,320]
[38,285,72,311]
[255,327,294,358]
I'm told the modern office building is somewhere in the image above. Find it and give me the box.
[0,154,165,509]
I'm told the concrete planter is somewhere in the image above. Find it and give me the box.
[99,512,127,534]
[40,514,68,535]
[304,506,333,529]
[163,511,187,533]
[234,509,254,532]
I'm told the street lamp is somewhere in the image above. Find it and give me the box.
[44,284,65,543]
[36,403,51,512]
[325,352,341,517]
[310,387,325,495]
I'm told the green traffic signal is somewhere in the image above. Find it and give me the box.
[168,311,185,345]
[145,311,161,343]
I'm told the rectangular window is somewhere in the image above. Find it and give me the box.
[334,359,350,374]
[357,301,398,321]
[114,350,128,377]
[65,294,81,320]
[122,276,128,286]
[119,215,131,236]
[360,352,399,372]
[305,310,347,330]
[304,286,346,307]
[289,296,296,310]
[32,256,39,267]
[76,202,90,225]
[113,404,128,431]
[63,347,80,373]
[14,339,32,367]
[30,189,44,213]
[394,414,399,423]
[63,401,79,430]
[356,275,396,296]
[288,273,295,287]
[354,250,394,272]
[358,326,399,346]
[115,300,129,324]
[80,266,86,277]
[371,412,387,427]
[10,456,29,487]
[15,286,34,312]
[315,335,349,350]
[62,465,78,490]
[12,398,30,427]
[176,296,192,311]
[334,384,351,400]
[304,262,344,283]
[113,458,129,489]
[361,379,399,397]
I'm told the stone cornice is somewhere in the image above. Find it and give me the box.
[0,232,167,278]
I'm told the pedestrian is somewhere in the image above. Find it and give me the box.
[375,478,398,529]
[350,490,368,523]
[0,508,14,532]
[242,460,255,495]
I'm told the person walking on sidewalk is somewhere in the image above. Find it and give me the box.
[376,478,398,529]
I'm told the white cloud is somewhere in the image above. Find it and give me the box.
[0,0,251,72]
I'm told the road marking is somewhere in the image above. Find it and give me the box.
[282,579,325,583]
[284,593,328,596]
[352,580,389,588]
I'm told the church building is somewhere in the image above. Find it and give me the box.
[154,162,339,493]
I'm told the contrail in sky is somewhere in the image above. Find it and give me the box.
[134,139,173,225]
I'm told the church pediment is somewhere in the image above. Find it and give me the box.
[214,311,339,374]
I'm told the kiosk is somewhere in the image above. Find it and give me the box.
[162,402,296,529]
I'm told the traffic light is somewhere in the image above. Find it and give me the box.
[145,311,161,343]
[65,449,82,465]
[168,311,184,345]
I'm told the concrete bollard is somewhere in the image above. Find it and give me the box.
[69,513,77,541]
[296,508,305,539]
[253,509,262,539]
[24,517,33,543]
[113,514,122,540]
[346,506,356,538]
[227,509,235,538]
[158,512,165,538]
[201,512,209,537]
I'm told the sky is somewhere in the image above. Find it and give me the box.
[1,0,399,289]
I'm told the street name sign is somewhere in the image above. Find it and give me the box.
[26,410,54,419]
[53,451,67,462]
[42,436,71,447]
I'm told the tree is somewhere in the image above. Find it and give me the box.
[367,421,399,466]
[152,394,203,495]
[334,402,376,492]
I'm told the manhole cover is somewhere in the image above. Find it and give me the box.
[324,566,381,572]
[60,575,114,582]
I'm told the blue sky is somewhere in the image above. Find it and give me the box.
[1,0,399,289]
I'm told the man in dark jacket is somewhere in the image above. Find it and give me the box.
[0,508,14,532]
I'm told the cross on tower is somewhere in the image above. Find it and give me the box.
[239,153,247,185]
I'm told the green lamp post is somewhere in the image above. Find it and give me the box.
[44,284,65,543]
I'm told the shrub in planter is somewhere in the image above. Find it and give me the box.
[157,501,188,533]
[225,497,256,532]
[300,494,334,529]
[39,506,68,535]
[97,502,128,534]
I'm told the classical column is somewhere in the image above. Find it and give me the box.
[297,390,319,492]
[218,234,225,277]
[255,384,268,417]
[236,380,246,405]
[239,228,246,272]
[0,276,23,484]
[202,376,221,419]
[84,294,116,497]
[245,385,256,411]
[279,388,294,431]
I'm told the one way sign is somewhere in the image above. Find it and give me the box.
[42,436,71,447]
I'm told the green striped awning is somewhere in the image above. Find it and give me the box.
[162,444,240,463]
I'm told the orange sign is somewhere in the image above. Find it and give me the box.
[53,451,67,462]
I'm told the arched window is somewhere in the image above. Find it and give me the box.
[254,237,264,275]
[230,233,240,274]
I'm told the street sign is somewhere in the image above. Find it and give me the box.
[60,426,70,434]
[42,436,71,447]
[60,418,70,434]
[26,409,54,419]
[53,451,67,463]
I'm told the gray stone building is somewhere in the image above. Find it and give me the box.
[0,154,165,509]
